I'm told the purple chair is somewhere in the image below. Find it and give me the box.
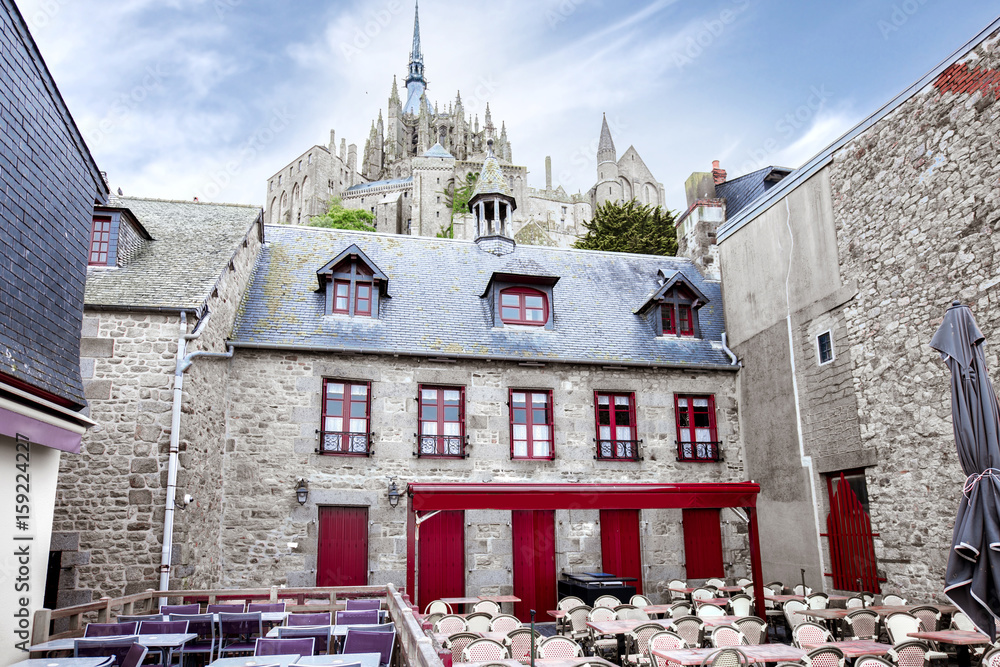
[160,603,200,615]
[137,620,188,665]
[218,611,263,656]
[208,603,246,613]
[343,628,395,667]
[169,613,216,665]
[255,637,316,657]
[336,610,379,626]
[75,637,147,667]
[84,621,138,637]
[278,625,331,654]
[248,602,287,613]
[288,612,332,626]
[345,600,381,611]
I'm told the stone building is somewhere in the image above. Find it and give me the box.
[713,17,1000,600]
[264,3,668,248]
[0,0,107,659]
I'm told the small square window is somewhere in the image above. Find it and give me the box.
[817,331,834,365]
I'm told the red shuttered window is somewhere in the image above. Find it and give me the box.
[509,389,554,460]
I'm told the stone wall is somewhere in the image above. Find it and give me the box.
[219,351,749,600]
[828,28,1000,600]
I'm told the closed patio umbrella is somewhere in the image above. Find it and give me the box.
[930,300,1000,640]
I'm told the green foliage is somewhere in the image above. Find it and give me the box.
[436,222,455,239]
[573,199,678,256]
[308,197,376,232]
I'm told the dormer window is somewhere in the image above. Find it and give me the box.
[89,216,112,265]
[661,285,696,336]
[500,287,548,326]
[636,269,709,340]
[317,245,389,317]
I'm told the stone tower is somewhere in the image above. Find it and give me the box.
[595,114,622,207]
[470,140,516,256]
[403,0,428,116]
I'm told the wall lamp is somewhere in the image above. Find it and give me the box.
[387,476,402,509]
[295,478,309,505]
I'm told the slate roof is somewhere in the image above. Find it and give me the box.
[84,197,261,311]
[715,166,792,218]
[231,226,737,370]
[345,177,413,193]
[471,147,513,200]
[422,143,454,159]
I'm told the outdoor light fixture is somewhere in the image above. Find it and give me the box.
[295,478,309,505]
[387,476,402,508]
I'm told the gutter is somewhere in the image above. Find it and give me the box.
[721,332,741,367]
[159,310,234,602]
[228,341,741,373]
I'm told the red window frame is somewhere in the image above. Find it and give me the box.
[509,389,554,460]
[321,380,372,455]
[355,282,373,316]
[333,280,351,314]
[499,287,548,326]
[594,391,639,461]
[417,385,466,458]
[89,216,112,266]
[675,394,720,462]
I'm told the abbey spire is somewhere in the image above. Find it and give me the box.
[403,1,429,115]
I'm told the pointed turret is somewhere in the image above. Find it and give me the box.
[499,122,509,162]
[403,1,429,115]
[595,113,622,207]
[389,76,401,108]
[470,139,516,255]
[598,113,616,165]
[484,103,495,141]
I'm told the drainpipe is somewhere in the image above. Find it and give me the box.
[721,332,741,367]
[159,310,234,604]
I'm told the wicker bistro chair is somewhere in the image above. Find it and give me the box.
[728,595,753,618]
[587,606,620,659]
[765,582,784,594]
[473,599,502,616]
[709,625,748,648]
[278,625,331,655]
[735,578,752,588]
[705,579,727,589]
[733,617,766,645]
[982,647,1000,667]
[783,599,809,631]
[624,622,668,667]
[566,605,594,642]
[255,637,316,657]
[445,632,479,663]
[619,606,651,622]
[885,612,948,663]
[161,603,201,615]
[672,616,706,648]
[85,621,138,637]
[697,604,727,620]
[805,593,830,610]
[169,613,216,664]
[909,606,942,633]
[423,613,444,628]
[462,638,510,662]
[425,600,452,615]
[668,580,689,602]
[137,620,189,666]
[692,588,717,602]
[490,614,522,633]
[557,597,586,633]
[434,615,467,635]
[537,635,584,659]
[846,596,866,609]
[632,595,653,609]
[792,621,834,648]
[218,612,264,657]
[75,638,148,667]
[887,640,930,667]
[950,611,975,631]
[464,611,494,633]
[670,602,693,619]
[844,609,880,641]
[699,647,749,667]
[346,599,381,611]
[647,630,688,667]
[344,628,396,667]
[793,585,813,596]
[802,646,846,667]
[288,612,333,626]
[854,655,895,667]
[882,594,908,606]
[504,627,541,663]
[594,595,622,609]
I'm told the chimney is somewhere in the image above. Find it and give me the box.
[545,156,552,191]
[329,129,336,151]
[712,160,727,185]
[347,143,358,178]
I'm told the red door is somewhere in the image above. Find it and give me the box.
[600,509,643,594]
[317,506,368,586]
[512,510,557,623]
[418,510,465,610]
[824,471,882,592]
[682,508,724,579]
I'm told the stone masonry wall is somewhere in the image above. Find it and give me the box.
[53,218,262,601]
[829,27,1000,601]
[221,351,748,601]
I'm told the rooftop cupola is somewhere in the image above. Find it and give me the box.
[470,139,516,255]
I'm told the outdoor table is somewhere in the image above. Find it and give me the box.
[796,640,893,658]
[652,644,808,665]
[699,615,743,628]
[209,655,300,667]
[716,586,744,594]
[20,660,113,667]
[547,610,567,619]
[694,598,731,607]
[907,630,991,667]
[441,597,483,612]
[481,594,521,614]
[294,651,381,667]
[29,633,198,655]
[765,594,805,603]
[587,619,673,657]
[799,608,854,637]
[868,604,959,616]
[641,604,674,617]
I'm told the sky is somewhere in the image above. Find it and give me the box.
[14,0,1000,212]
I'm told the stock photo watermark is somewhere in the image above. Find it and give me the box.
[877,0,931,40]
[340,1,407,63]
[671,0,751,69]
[87,65,167,148]
[738,85,833,174]
[25,0,67,29]
[546,0,586,29]
[198,107,295,200]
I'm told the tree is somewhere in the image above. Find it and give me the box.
[573,199,678,256]
[308,197,376,232]
[436,171,479,239]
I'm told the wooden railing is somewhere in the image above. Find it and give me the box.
[31,582,446,667]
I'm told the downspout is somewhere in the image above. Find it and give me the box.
[159,310,233,603]
[721,332,741,367]
[781,198,827,589]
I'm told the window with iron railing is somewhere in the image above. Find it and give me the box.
[320,380,372,455]
[509,389,554,460]
[417,385,466,458]
[594,391,640,461]
[675,394,720,462]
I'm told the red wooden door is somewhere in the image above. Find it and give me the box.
[682,508,724,579]
[317,506,368,586]
[418,510,465,609]
[600,509,643,594]
[824,472,882,592]
[512,510,557,623]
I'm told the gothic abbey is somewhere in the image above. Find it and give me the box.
[264,2,665,248]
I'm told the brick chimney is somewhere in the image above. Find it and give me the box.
[712,160,727,185]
